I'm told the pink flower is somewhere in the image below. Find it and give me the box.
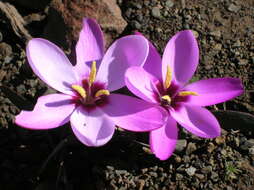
[15,18,167,146]
[125,30,244,160]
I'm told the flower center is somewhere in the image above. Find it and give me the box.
[71,61,110,109]
[157,65,198,109]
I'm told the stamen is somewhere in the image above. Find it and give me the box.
[161,95,171,104]
[95,89,110,98]
[164,65,172,89]
[178,91,198,96]
[71,85,86,98]
[89,61,97,86]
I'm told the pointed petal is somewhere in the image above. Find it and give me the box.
[184,78,244,106]
[27,38,78,95]
[162,30,199,86]
[15,94,75,129]
[125,66,159,103]
[170,105,221,138]
[150,117,178,160]
[101,94,167,132]
[70,106,115,147]
[74,18,104,79]
[135,32,162,79]
[96,35,149,91]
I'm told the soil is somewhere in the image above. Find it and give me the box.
[0,0,254,190]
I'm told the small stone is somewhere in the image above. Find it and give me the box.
[151,7,161,18]
[233,40,241,47]
[249,147,254,155]
[131,20,141,29]
[186,142,197,155]
[165,0,174,8]
[228,4,240,13]
[207,142,216,153]
[175,139,187,152]
[211,171,219,182]
[175,156,182,163]
[214,43,222,51]
[201,166,212,174]
[210,31,221,38]
[215,136,226,144]
[195,173,205,180]
[176,173,183,180]
[185,166,196,176]
[192,30,199,38]
[238,59,248,66]
[0,42,12,58]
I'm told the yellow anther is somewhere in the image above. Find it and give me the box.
[161,95,172,104]
[72,85,86,98]
[95,89,110,98]
[164,65,172,89]
[89,61,97,86]
[178,91,198,96]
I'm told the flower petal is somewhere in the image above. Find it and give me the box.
[70,106,115,147]
[162,30,199,86]
[150,116,178,160]
[27,38,78,95]
[125,66,159,103]
[170,105,221,138]
[15,94,75,129]
[101,94,167,132]
[184,78,244,106]
[135,32,162,79]
[74,18,104,79]
[96,35,149,91]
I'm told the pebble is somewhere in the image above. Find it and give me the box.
[249,147,254,155]
[165,0,174,8]
[214,43,222,51]
[207,142,216,153]
[185,166,196,176]
[201,166,212,174]
[238,59,248,66]
[186,142,197,155]
[175,139,187,152]
[132,20,141,29]
[228,4,240,13]
[151,7,161,18]
[215,136,226,144]
[209,30,221,38]
[0,42,12,58]
[195,173,205,180]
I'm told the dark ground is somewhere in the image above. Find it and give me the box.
[0,0,254,189]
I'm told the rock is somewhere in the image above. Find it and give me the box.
[207,142,216,153]
[47,0,127,49]
[214,43,222,51]
[209,30,221,38]
[0,42,12,59]
[215,136,226,145]
[195,173,205,180]
[201,166,212,174]
[185,167,196,176]
[233,40,241,47]
[165,0,174,8]
[228,4,240,13]
[238,59,248,66]
[131,20,142,30]
[249,147,254,155]
[174,156,182,163]
[186,142,197,155]
[151,7,161,19]
[175,139,187,152]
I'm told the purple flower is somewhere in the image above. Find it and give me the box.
[125,30,244,160]
[15,18,167,146]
